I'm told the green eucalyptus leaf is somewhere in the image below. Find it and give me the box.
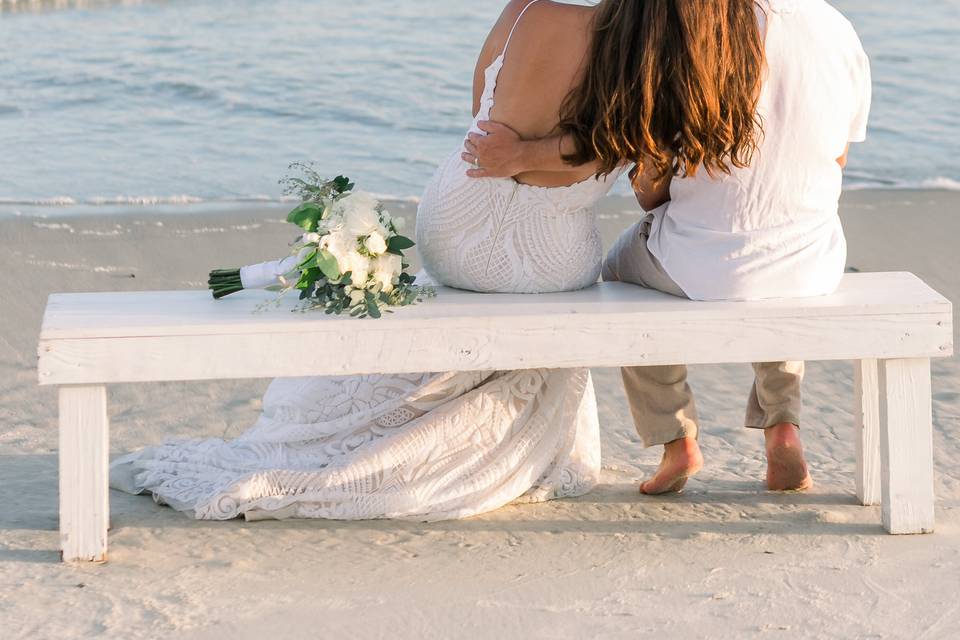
[297,250,318,270]
[295,266,321,290]
[287,202,324,231]
[315,249,341,280]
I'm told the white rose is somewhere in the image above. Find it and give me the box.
[372,270,395,293]
[364,231,388,255]
[345,208,385,238]
[371,253,403,292]
[321,231,354,263]
[374,253,402,276]
[341,250,371,287]
[337,192,387,237]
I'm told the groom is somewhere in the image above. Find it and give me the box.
[465,126,814,495]
[460,0,871,495]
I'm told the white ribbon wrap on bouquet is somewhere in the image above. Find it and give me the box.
[239,254,303,290]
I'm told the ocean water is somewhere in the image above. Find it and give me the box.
[1,0,957,216]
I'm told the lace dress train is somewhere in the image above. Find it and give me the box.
[111,368,600,521]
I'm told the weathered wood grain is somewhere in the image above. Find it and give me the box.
[879,358,936,534]
[855,359,882,506]
[37,275,953,386]
[59,385,109,562]
[39,272,952,341]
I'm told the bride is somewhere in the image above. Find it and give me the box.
[111,0,756,521]
[112,0,617,521]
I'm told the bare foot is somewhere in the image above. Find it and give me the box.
[764,423,813,491]
[640,437,704,495]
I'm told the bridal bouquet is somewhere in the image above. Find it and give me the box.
[209,165,432,318]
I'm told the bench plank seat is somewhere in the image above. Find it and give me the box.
[37,272,953,561]
[38,272,952,386]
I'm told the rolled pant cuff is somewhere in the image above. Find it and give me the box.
[640,419,699,448]
[744,411,801,430]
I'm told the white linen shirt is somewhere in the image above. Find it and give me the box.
[647,0,872,301]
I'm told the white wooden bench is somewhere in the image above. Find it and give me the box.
[38,272,953,562]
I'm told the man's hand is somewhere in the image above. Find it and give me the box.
[461,121,525,178]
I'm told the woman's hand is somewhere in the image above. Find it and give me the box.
[461,121,526,178]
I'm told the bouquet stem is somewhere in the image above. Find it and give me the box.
[208,268,244,299]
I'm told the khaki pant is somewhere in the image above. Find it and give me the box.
[602,213,803,447]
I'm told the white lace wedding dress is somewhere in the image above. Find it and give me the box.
[110,1,623,521]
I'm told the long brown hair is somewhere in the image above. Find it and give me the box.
[560,0,765,186]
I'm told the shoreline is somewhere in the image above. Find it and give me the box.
[3,187,958,311]
[1,186,959,221]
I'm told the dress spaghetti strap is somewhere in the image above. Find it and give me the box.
[501,0,543,59]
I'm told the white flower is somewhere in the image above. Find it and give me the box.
[321,231,368,284]
[347,209,386,238]
[301,232,321,245]
[342,190,380,211]
[364,231,388,255]
[374,252,402,275]
[321,231,354,263]
[336,192,387,237]
[371,253,402,293]
[372,272,395,293]
[340,250,371,287]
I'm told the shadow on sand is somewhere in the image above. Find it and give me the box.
[0,454,896,565]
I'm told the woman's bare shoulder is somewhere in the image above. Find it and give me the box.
[490,1,594,49]
[507,1,594,52]
[518,1,595,28]
[488,2,596,138]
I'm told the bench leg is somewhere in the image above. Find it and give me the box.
[854,359,882,505]
[59,385,110,562]
[878,358,935,534]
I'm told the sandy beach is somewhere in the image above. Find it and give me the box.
[1,189,958,639]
